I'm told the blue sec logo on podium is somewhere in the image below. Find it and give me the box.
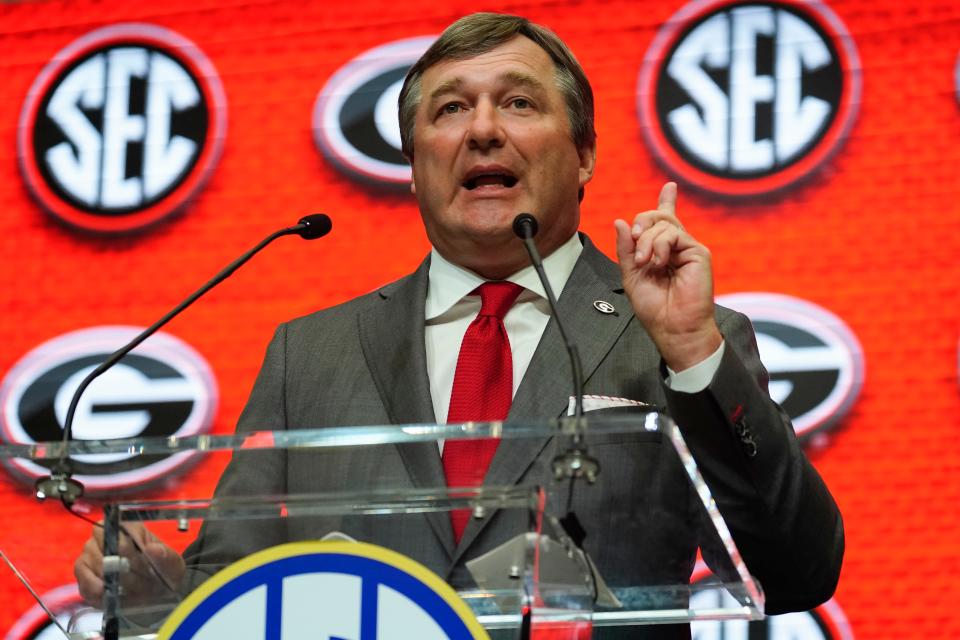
[159,541,489,640]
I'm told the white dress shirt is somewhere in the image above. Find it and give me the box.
[424,234,723,425]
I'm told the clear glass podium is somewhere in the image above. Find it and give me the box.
[0,413,764,639]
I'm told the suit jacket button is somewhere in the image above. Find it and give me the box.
[735,420,758,458]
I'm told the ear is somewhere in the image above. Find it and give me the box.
[405,152,416,195]
[577,142,597,188]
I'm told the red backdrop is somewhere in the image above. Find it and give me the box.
[1,0,959,636]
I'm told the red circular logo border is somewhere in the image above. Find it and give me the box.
[312,36,434,186]
[17,23,228,235]
[637,0,862,197]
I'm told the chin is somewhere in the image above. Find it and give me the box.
[458,205,520,232]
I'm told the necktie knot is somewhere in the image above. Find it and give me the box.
[476,281,524,319]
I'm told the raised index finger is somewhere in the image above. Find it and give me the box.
[658,181,678,217]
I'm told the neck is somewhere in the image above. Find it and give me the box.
[434,232,576,281]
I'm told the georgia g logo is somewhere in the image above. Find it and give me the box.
[717,293,863,441]
[0,326,217,492]
[638,0,861,196]
[313,37,433,186]
[18,23,227,234]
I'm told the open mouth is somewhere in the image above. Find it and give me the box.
[462,173,519,190]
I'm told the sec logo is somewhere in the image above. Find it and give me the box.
[638,0,861,196]
[18,23,227,234]
[313,37,434,186]
[0,326,217,492]
[159,541,488,640]
[718,293,863,440]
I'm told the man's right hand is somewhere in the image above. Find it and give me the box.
[74,522,185,607]
[614,182,722,372]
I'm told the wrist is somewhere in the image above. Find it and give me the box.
[659,324,723,372]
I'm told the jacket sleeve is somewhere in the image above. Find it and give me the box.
[180,325,290,584]
[663,309,844,614]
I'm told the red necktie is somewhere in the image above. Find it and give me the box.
[443,281,523,542]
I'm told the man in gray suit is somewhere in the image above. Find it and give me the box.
[75,11,843,629]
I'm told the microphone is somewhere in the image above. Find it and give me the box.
[513,213,599,557]
[295,213,333,239]
[512,212,539,240]
[512,214,584,419]
[35,214,333,505]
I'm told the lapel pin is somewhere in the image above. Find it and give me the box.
[593,300,617,315]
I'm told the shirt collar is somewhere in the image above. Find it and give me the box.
[425,233,583,321]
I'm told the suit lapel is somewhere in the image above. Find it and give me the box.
[358,257,456,556]
[358,258,435,426]
[453,238,634,558]
[510,240,633,422]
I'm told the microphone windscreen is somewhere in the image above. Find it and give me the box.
[297,214,333,239]
[512,213,538,239]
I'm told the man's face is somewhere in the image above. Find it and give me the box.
[410,35,595,278]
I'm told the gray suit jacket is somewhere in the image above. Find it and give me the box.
[184,238,843,624]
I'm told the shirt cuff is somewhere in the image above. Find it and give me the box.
[665,341,725,393]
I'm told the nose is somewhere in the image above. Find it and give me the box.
[467,100,504,151]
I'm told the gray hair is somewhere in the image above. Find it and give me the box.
[398,13,596,159]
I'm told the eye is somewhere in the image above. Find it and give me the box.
[510,97,531,110]
[441,103,462,115]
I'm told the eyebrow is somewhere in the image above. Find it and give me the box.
[427,71,549,104]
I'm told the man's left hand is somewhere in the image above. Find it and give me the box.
[614,182,722,372]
